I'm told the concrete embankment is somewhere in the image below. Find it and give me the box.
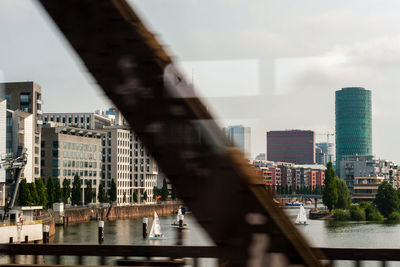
[62,203,181,224]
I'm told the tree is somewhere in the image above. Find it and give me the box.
[18,179,32,206]
[71,174,82,205]
[55,180,62,203]
[35,178,48,208]
[375,181,399,217]
[323,162,338,211]
[153,186,159,200]
[132,190,138,203]
[161,178,169,200]
[62,179,71,204]
[84,180,93,204]
[98,184,107,203]
[47,176,55,207]
[109,179,117,203]
[142,191,148,202]
[29,182,39,205]
[336,178,351,209]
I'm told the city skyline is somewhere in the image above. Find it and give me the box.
[1,0,400,164]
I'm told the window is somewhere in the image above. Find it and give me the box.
[35,136,40,144]
[52,141,59,148]
[52,169,60,177]
[35,146,40,154]
[52,160,59,167]
[35,157,39,164]
[52,150,59,157]
[20,93,30,112]
[34,167,39,175]
[4,94,11,109]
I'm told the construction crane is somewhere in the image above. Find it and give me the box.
[316,132,335,144]
[0,147,27,220]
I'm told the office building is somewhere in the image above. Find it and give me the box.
[267,130,315,164]
[353,176,385,202]
[336,87,372,177]
[1,82,42,182]
[223,125,251,158]
[0,100,6,206]
[100,126,158,204]
[41,124,103,203]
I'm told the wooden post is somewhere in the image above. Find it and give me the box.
[98,220,104,244]
[178,214,184,228]
[24,235,28,243]
[43,225,50,244]
[142,217,148,239]
[9,237,13,244]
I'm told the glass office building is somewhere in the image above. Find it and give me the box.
[335,87,372,177]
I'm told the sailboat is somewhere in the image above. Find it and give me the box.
[149,212,165,240]
[172,208,187,226]
[295,206,308,225]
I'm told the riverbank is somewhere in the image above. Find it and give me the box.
[60,202,181,224]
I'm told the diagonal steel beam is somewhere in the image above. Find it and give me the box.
[37,0,324,265]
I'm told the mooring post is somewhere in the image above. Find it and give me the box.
[142,217,148,239]
[315,198,318,209]
[24,235,28,243]
[43,225,50,244]
[98,220,104,244]
[9,237,13,244]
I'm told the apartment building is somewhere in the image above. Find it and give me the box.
[1,82,42,182]
[41,124,103,203]
[43,113,111,130]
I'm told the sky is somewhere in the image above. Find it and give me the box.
[1,0,400,162]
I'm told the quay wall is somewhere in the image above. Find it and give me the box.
[0,223,42,243]
[63,203,180,224]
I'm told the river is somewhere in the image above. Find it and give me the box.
[5,207,400,266]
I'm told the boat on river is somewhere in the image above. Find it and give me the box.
[149,212,165,240]
[172,208,187,227]
[285,201,304,207]
[295,206,308,225]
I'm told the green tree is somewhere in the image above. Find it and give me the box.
[350,205,365,221]
[84,180,93,204]
[123,192,126,203]
[109,179,117,202]
[374,181,399,218]
[98,184,107,203]
[161,178,169,200]
[61,179,71,204]
[35,178,48,208]
[71,174,82,205]
[153,186,159,200]
[29,182,39,205]
[142,191,148,202]
[289,185,292,194]
[323,162,338,211]
[47,176,55,207]
[55,180,62,202]
[132,190,138,203]
[18,179,32,206]
[336,178,351,209]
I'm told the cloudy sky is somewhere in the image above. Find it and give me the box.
[1,0,400,162]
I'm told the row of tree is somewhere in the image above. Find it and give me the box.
[267,184,325,195]
[19,175,119,207]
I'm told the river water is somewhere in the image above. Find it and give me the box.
[4,207,400,266]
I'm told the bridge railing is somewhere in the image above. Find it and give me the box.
[0,244,398,266]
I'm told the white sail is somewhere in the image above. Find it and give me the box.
[177,208,182,221]
[295,206,307,224]
[149,211,163,238]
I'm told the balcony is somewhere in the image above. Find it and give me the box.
[37,120,43,125]
[36,109,43,115]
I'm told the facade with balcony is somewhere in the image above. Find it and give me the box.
[352,176,385,202]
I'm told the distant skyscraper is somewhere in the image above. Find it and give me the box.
[267,130,315,164]
[335,87,372,177]
[316,142,334,165]
[223,125,251,158]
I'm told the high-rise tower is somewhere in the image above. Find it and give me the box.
[335,87,372,177]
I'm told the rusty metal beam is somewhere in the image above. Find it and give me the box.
[37,0,324,265]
